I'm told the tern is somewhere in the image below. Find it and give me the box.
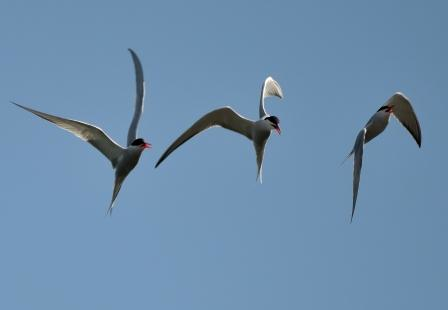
[347,92,422,222]
[12,48,151,214]
[155,76,283,182]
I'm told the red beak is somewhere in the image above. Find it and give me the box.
[275,126,281,135]
[143,143,152,149]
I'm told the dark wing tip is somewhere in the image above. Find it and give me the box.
[412,131,422,148]
[414,124,422,148]
[10,101,33,113]
[402,121,422,148]
[155,155,166,168]
[128,48,143,71]
[417,127,422,148]
[128,48,139,63]
[128,48,140,63]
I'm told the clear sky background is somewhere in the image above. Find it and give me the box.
[1,0,447,309]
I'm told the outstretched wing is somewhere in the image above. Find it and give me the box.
[386,92,422,147]
[351,128,366,222]
[259,76,283,118]
[12,102,124,167]
[127,48,146,146]
[155,107,254,167]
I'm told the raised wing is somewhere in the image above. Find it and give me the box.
[259,76,283,118]
[386,92,422,147]
[155,107,254,168]
[351,128,366,223]
[127,48,145,146]
[12,102,124,167]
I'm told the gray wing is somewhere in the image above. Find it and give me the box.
[12,102,124,168]
[155,107,254,168]
[387,92,422,147]
[259,76,283,118]
[351,128,366,222]
[127,48,145,146]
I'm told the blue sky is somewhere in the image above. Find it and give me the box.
[1,0,447,309]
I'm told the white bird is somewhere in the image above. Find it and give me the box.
[12,48,151,214]
[155,76,283,182]
[347,92,422,222]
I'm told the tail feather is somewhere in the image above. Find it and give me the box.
[341,149,354,166]
[256,165,263,184]
[107,176,124,215]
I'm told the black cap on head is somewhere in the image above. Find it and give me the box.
[264,115,280,126]
[131,138,145,146]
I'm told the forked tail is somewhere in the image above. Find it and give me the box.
[107,176,124,215]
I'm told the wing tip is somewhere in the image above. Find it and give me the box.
[10,101,32,113]
[265,76,274,83]
[411,131,422,148]
[128,48,143,75]
[264,76,284,99]
[154,157,164,168]
[10,100,21,108]
[392,91,410,102]
[401,121,422,148]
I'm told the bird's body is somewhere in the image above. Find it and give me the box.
[115,146,146,179]
[252,119,273,180]
[12,49,150,214]
[155,76,283,182]
[364,110,390,144]
[348,92,422,222]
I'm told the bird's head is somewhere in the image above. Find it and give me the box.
[264,115,281,134]
[377,106,393,113]
[131,138,152,150]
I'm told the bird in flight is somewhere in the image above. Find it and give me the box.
[155,76,283,183]
[347,92,422,222]
[12,48,151,214]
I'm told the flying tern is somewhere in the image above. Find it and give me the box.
[12,48,151,214]
[155,76,283,182]
[347,92,422,222]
